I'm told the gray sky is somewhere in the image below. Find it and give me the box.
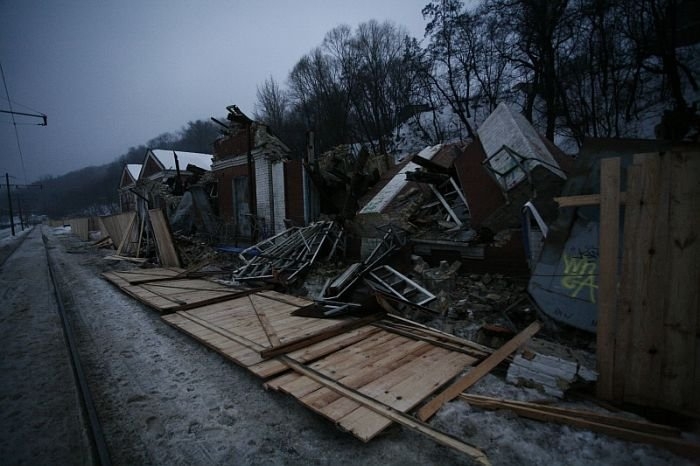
[0,0,429,184]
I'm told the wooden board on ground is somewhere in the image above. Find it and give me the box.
[103,274,251,313]
[160,290,381,367]
[102,267,185,285]
[266,327,476,441]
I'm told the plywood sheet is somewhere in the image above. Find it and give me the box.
[102,267,185,285]
[68,217,90,241]
[267,329,476,441]
[148,208,180,267]
[100,212,137,252]
[161,292,381,377]
[103,274,250,313]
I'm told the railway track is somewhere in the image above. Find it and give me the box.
[41,228,112,466]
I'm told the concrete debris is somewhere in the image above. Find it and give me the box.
[506,351,598,398]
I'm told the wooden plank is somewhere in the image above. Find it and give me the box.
[339,350,475,440]
[277,333,408,398]
[385,312,493,355]
[252,326,382,379]
[614,160,644,401]
[249,295,282,347]
[256,290,314,307]
[461,394,680,436]
[179,310,265,352]
[596,157,621,400]
[459,394,700,459]
[624,154,667,407]
[279,356,491,465]
[417,321,541,421]
[259,314,384,359]
[554,192,626,207]
[162,313,264,369]
[148,208,181,267]
[116,213,137,256]
[318,347,455,421]
[108,268,185,284]
[305,341,435,413]
[660,151,700,414]
[375,322,490,359]
[99,212,135,250]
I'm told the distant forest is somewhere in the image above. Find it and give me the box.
[12,120,219,220]
[8,0,697,221]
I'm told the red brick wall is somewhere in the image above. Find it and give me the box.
[214,163,255,221]
[213,124,260,159]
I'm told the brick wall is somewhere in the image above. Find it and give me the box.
[254,157,287,236]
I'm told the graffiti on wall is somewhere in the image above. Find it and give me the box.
[560,248,599,303]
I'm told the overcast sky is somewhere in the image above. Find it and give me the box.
[0,0,429,184]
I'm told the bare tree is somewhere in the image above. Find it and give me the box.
[254,76,289,133]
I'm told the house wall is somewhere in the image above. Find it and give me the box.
[284,159,305,226]
[254,157,286,236]
[213,130,250,158]
[142,156,162,178]
[453,140,505,228]
[214,163,253,221]
[119,188,136,212]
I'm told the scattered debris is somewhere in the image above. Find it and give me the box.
[506,350,597,398]
[233,221,342,284]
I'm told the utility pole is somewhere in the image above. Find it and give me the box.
[5,173,15,236]
[2,174,42,236]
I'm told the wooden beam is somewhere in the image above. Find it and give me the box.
[554,192,626,207]
[417,321,541,421]
[248,295,281,347]
[460,394,680,436]
[597,157,621,400]
[279,356,491,465]
[459,394,700,459]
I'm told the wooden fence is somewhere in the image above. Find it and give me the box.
[597,150,699,417]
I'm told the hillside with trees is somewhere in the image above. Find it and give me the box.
[255,0,698,155]
[9,0,697,223]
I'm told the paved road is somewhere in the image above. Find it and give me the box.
[0,226,91,465]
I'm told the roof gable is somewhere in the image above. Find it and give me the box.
[119,163,142,188]
[149,149,212,172]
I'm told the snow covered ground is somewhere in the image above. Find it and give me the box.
[0,226,696,465]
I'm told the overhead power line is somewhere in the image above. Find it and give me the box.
[0,61,47,184]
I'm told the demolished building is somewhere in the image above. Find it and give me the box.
[118,163,142,213]
[211,105,309,241]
